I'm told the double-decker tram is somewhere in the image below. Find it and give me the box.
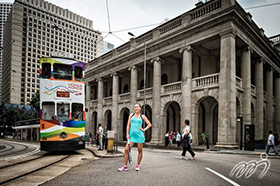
[40,53,85,151]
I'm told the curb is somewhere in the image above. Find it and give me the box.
[86,147,123,158]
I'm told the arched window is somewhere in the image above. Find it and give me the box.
[140,80,144,90]
[123,84,129,93]
[161,74,168,85]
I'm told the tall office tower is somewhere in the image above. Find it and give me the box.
[0,3,13,104]
[2,0,103,104]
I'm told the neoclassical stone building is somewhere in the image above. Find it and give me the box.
[85,0,280,148]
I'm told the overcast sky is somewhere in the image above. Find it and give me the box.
[1,0,280,48]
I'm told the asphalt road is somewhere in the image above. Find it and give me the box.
[41,147,279,186]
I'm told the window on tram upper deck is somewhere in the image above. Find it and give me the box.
[42,63,51,79]
[57,103,70,121]
[53,64,72,80]
[42,102,55,120]
[72,103,83,121]
[74,66,83,81]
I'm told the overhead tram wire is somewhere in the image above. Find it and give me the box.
[105,0,112,34]
[244,2,280,10]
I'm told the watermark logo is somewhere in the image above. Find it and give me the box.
[229,153,271,179]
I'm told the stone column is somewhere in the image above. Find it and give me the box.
[241,47,252,126]
[37,128,40,141]
[266,67,274,135]
[275,74,280,135]
[85,83,91,133]
[216,31,238,148]
[179,46,193,127]
[150,57,163,144]
[255,59,264,140]
[97,78,104,125]
[111,73,119,134]
[129,66,138,111]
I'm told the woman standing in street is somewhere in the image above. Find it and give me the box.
[118,103,152,171]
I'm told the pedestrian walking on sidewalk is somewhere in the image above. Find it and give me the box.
[165,132,169,147]
[176,131,181,147]
[266,131,279,155]
[98,124,104,151]
[118,103,152,172]
[103,125,108,150]
[181,119,196,160]
[169,131,173,145]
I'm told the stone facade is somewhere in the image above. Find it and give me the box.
[86,0,280,147]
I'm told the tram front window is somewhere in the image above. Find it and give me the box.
[53,64,72,80]
[72,103,83,121]
[42,63,51,79]
[57,103,70,121]
[74,66,83,81]
[42,102,55,120]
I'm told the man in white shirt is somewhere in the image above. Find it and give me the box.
[266,131,278,155]
[98,124,104,151]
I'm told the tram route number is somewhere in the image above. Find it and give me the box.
[57,91,70,98]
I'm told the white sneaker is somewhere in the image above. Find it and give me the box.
[135,165,140,171]
[118,166,128,171]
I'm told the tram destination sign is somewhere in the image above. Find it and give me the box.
[57,91,70,98]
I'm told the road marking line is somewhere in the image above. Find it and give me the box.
[205,167,240,186]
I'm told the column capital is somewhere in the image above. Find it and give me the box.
[219,29,237,39]
[256,58,265,64]
[267,66,275,72]
[96,78,103,82]
[179,45,193,53]
[242,46,253,54]
[151,56,164,64]
[110,72,119,77]
[128,65,138,71]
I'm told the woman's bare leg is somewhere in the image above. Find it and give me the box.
[137,143,143,165]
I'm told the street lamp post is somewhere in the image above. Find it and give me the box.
[128,32,146,117]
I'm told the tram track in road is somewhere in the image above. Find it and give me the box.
[0,148,97,186]
[0,140,38,159]
[0,152,73,185]
[0,143,27,157]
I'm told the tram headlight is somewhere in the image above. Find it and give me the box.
[60,132,67,139]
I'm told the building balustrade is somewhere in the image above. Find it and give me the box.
[269,34,280,44]
[192,73,219,89]
[159,19,182,35]
[119,93,130,101]
[103,97,112,105]
[161,81,182,94]
[91,100,97,108]
[190,0,222,20]
[236,76,243,89]
[138,87,153,97]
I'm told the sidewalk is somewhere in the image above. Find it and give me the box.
[85,144,123,158]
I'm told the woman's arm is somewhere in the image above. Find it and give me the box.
[126,113,133,140]
[140,115,152,132]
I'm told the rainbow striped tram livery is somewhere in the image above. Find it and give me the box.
[40,53,85,151]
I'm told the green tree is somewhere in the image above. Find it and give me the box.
[30,90,40,118]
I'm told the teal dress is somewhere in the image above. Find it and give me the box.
[129,115,145,143]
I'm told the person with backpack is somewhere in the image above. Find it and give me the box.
[118,103,152,172]
[181,119,196,160]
